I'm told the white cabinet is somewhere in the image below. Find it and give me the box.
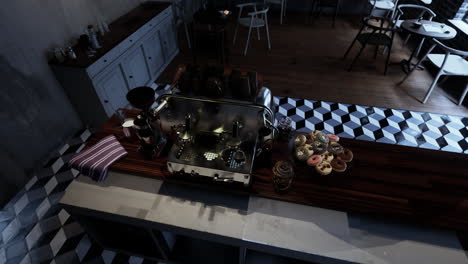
[122,45,152,89]
[160,18,178,60]
[142,29,165,77]
[94,63,131,116]
[51,4,178,128]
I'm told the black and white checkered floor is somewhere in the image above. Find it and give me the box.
[1,87,467,264]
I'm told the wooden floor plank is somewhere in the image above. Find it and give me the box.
[158,14,468,116]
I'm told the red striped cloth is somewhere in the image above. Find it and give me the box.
[68,135,127,181]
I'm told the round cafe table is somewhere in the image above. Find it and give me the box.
[400,19,457,73]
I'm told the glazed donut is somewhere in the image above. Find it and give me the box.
[294,135,307,147]
[304,133,314,144]
[327,134,340,142]
[295,145,313,161]
[321,152,334,163]
[315,161,332,175]
[331,159,347,172]
[327,142,344,155]
[307,154,322,166]
[314,131,329,144]
[312,141,327,154]
[337,148,353,162]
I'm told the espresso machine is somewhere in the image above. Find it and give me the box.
[132,65,275,186]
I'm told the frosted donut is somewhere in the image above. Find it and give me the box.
[331,159,347,172]
[307,154,322,166]
[304,133,314,144]
[321,152,334,163]
[327,134,340,142]
[327,142,344,155]
[294,135,307,147]
[338,148,353,162]
[295,146,313,161]
[315,161,332,175]
[312,141,327,154]
[313,131,329,144]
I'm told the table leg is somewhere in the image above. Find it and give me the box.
[401,37,426,74]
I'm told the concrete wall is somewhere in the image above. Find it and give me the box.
[0,0,144,207]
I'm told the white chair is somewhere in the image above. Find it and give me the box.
[369,0,398,18]
[173,0,195,49]
[264,0,287,24]
[400,39,468,105]
[233,3,271,56]
[392,4,436,47]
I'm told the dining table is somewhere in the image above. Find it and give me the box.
[400,19,457,73]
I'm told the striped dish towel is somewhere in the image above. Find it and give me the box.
[68,135,127,181]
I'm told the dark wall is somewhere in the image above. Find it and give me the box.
[0,0,147,207]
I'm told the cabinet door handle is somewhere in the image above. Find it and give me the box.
[104,100,109,103]
[148,57,152,60]
[130,39,133,42]
[129,76,133,79]
[104,59,107,63]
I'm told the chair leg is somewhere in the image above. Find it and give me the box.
[374,45,379,59]
[414,37,426,58]
[403,33,411,46]
[422,70,444,104]
[344,37,357,59]
[233,23,239,46]
[265,16,271,50]
[384,44,392,75]
[333,0,340,27]
[283,0,287,17]
[348,44,367,72]
[257,27,261,40]
[280,2,284,24]
[343,25,364,59]
[458,82,468,106]
[184,22,191,49]
[244,24,253,56]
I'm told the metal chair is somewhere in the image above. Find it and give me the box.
[264,0,287,24]
[173,0,194,49]
[399,39,468,105]
[392,4,436,47]
[343,16,398,75]
[369,0,398,18]
[233,3,271,56]
[309,0,342,27]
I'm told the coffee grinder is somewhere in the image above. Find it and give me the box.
[126,86,166,159]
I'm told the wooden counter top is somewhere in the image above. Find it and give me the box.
[86,111,468,231]
[49,2,171,68]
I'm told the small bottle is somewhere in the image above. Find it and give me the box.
[87,25,101,50]
[66,47,77,60]
[102,20,110,33]
[54,48,65,63]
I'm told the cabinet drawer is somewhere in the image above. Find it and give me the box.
[118,7,173,54]
[86,46,122,78]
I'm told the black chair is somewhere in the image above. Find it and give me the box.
[343,16,398,75]
[309,0,341,27]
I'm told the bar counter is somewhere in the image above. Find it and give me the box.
[59,109,468,263]
[81,111,468,231]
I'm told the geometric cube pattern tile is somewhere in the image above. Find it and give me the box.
[0,129,153,264]
[1,86,467,263]
[274,96,468,154]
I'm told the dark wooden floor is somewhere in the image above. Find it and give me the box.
[158,13,468,117]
